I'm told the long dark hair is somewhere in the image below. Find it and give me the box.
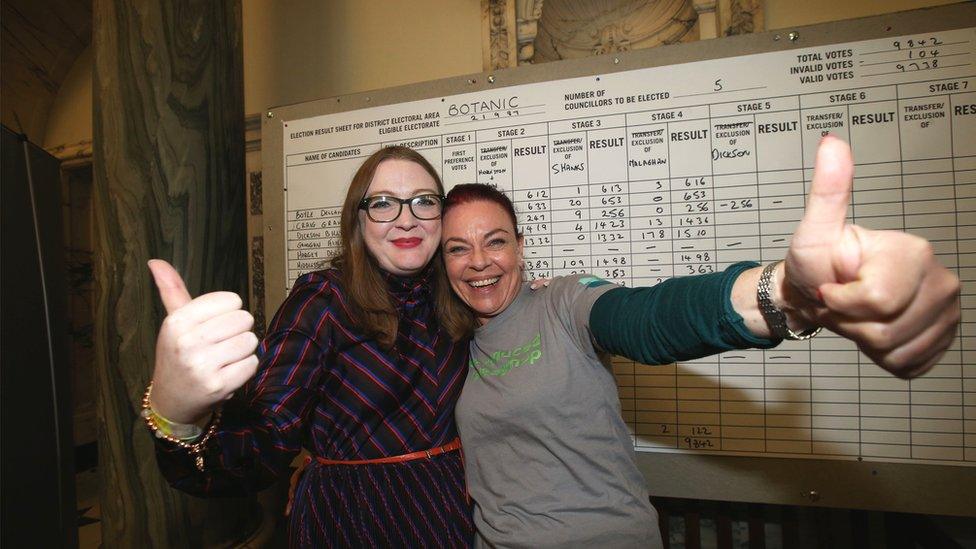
[330,146,475,346]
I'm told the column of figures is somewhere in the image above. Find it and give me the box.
[548,119,593,277]
[710,99,767,453]
[825,87,902,457]
[285,145,378,286]
[754,96,807,455]
[586,115,631,286]
[475,129,514,196]
[670,105,722,451]
[510,124,554,280]
[441,131,478,191]
[897,81,967,461]
[627,110,679,448]
[949,83,976,462]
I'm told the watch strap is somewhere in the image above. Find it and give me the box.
[757,261,823,341]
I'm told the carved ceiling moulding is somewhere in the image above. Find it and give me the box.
[482,0,763,70]
[720,0,764,37]
[482,0,518,70]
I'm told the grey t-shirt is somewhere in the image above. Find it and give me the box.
[457,275,662,548]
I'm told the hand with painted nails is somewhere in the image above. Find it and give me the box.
[147,260,260,424]
[777,136,960,378]
[529,277,552,290]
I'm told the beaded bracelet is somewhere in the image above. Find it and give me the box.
[146,404,204,442]
[141,381,221,472]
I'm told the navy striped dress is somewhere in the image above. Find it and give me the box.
[156,267,474,547]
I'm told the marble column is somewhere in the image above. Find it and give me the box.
[92,1,250,545]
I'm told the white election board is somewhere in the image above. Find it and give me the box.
[263,5,976,514]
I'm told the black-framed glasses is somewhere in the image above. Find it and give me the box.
[358,194,445,222]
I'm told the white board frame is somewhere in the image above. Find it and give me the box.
[261,3,976,516]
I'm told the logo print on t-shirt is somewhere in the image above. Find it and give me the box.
[578,276,612,288]
[469,333,542,379]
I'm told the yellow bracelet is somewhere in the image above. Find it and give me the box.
[141,381,221,472]
[144,404,203,442]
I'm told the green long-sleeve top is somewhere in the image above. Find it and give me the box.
[589,261,779,364]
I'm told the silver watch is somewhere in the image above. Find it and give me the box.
[757,261,822,341]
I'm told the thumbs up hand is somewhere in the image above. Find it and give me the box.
[780,136,960,378]
[148,260,260,424]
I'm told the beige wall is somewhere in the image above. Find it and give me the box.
[42,0,481,149]
[41,0,966,150]
[243,0,482,114]
[764,0,961,30]
[42,46,92,150]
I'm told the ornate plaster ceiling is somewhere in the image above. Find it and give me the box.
[1,0,92,142]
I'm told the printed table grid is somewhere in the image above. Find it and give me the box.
[285,76,976,466]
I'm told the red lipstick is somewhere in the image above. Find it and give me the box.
[392,238,422,248]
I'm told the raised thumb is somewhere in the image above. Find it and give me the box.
[793,136,854,246]
[148,259,193,314]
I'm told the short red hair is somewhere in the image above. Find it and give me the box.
[443,184,519,234]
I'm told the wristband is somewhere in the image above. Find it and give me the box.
[141,381,221,471]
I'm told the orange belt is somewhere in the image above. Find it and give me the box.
[315,437,461,465]
[286,437,463,515]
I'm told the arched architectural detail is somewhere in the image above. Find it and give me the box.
[531,0,699,63]
[482,0,518,70]
[484,0,764,66]
[721,0,764,37]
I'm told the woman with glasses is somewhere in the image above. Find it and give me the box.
[146,146,478,547]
